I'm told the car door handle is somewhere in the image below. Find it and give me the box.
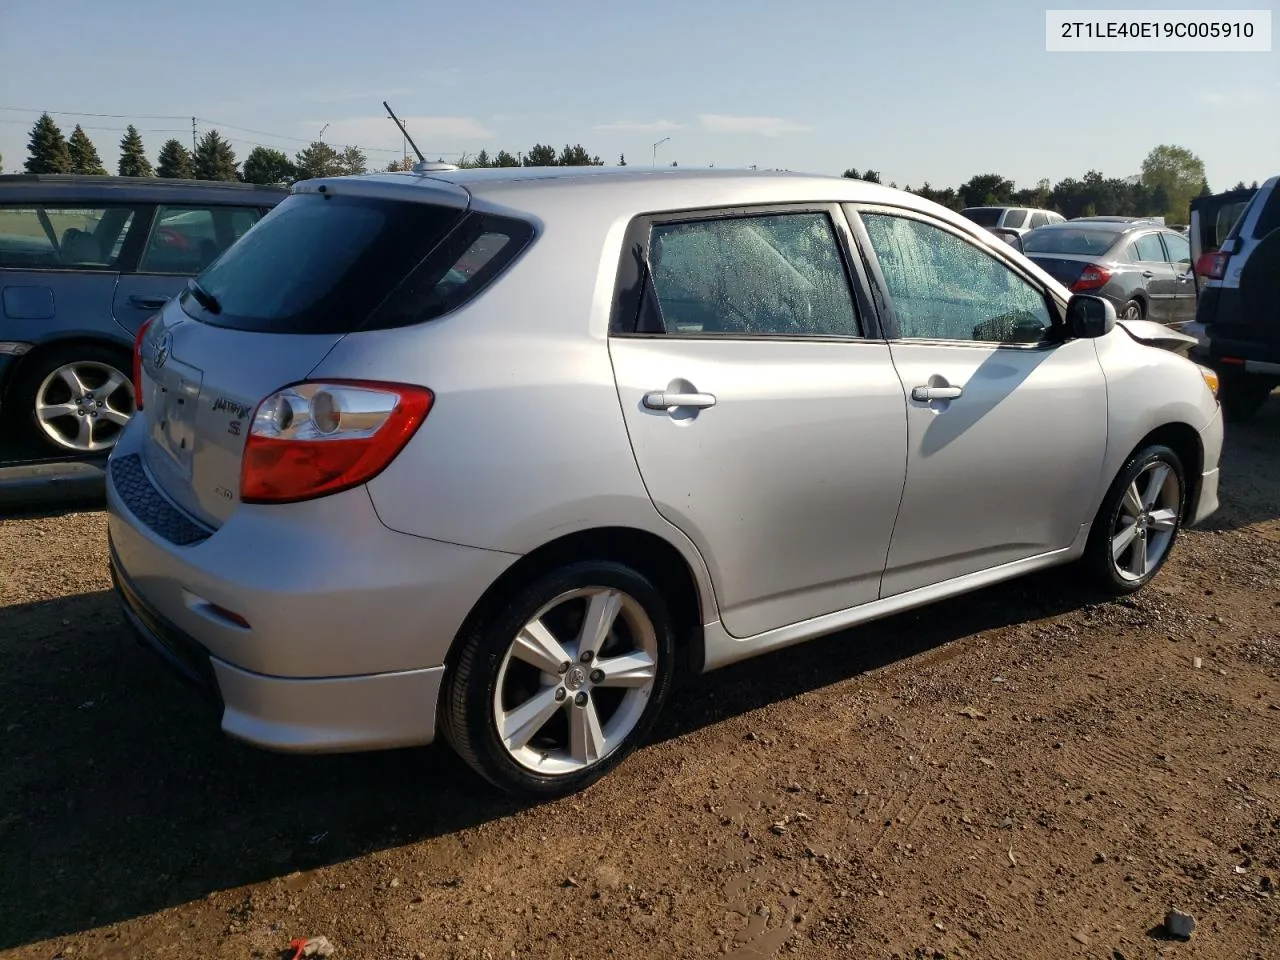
[643,391,717,410]
[911,385,963,402]
[1141,270,1155,279]
[129,296,169,310]
[1177,272,1193,282]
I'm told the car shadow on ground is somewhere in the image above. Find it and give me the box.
[0,568,1105,950]
[1196,396,1279,534]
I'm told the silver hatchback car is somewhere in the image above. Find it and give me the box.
[107,168,1223,797]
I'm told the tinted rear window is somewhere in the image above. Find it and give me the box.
[1021,228,1119,256]
[1002,209,1027,228]
[962,208,1002,227]
[182,193,533,334]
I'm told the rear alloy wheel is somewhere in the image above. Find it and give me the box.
[14,346,136,454]
[443,561,675,797]
[1121,299,1144,322]
[1081,444,1185,594]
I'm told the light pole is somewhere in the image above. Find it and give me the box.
[652,136,670,167]
[319,123,330,144]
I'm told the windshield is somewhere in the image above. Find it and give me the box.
[961,208,1002,227]
[1022,227,1120,256]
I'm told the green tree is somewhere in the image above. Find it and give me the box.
[192,130,238,181]
[242,146,296,184]
[959,173,1015,208]
[294,140,342,179]
[156,139,194,179]
[67,124,107,175]
[385,157,413,172]
[524,143,557,166]
[117,125,153,177]
[556,143,602,166]
[1141,144,1207,223]
[618,153,627,166]
[473,149,492,168]
[337,145,367,176]
[24,112,73,174]
[842,168,882,183]
[909,182,961,211]
[493,150,520,167]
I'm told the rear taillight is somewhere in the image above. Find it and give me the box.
[1206,251,1231,280]
[132,317,155,411]
[1194,251,1218,277]
[1070,266,1112,292]
[240,380,433,504]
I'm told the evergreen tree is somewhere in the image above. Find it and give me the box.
[524,143,557,166]
[618,153,627,166]
[156,139,194,179]
[493,150,520,167]
[118,125,153,177]
[67,125,108,175]
[337,145,367,176]
[24,112,73,174]
[294,141,342,180]
[192,130,239,181]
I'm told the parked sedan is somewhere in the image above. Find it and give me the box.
[1020,220,1197,326]
[108,167,1222,798]
[0,175,286,455]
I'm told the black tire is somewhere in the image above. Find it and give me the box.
[1080,443,1186,595]
[9,343,135,456]
[1218,370,1273,424]
[442,560,677,798]
[1121,298,1145,322]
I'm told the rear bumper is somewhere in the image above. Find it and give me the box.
[111,537,447,752]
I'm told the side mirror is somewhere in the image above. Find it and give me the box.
[1066,294,1116,339]
[989,227,1023,253]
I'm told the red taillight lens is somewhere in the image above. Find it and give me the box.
[1207,251,1231,280]
[240,380,433,504]
[1070,265,1112,292]
[132,316,156,411]
[1194,251,1218,277]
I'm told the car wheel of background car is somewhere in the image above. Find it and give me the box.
[442,560,676,798]
[1121,299,1144,322]
[1081,444,1185,595]
[12,344,136,455]
[1217,369,1273,424]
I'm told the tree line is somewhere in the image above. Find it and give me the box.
[846,145,1252,225]
[16,115,1257,224]
[19,113,618,185]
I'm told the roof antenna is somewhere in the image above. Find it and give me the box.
[383,101,424,163]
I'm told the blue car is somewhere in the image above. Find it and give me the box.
[0,175,286,456]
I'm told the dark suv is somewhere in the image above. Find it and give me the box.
[1187,175,1280,422]
[0,175,286,455]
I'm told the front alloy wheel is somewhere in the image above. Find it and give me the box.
[444,561,676,797]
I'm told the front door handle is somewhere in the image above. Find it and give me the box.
[129,295,169,310]
[1141,270,1155,279]
[643,391,717,410]
[911,385,963,402]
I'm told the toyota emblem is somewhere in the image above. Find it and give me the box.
[153,331,172,369]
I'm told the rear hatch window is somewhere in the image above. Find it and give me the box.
[181,192,533,334]
[962,208,1001,227]
[1022,228,1119,256]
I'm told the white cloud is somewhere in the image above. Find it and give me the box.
[299,115,497,151]
[593,119,686,133]
[698,114,813,137]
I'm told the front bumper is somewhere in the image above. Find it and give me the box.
[1190,406,1223,527]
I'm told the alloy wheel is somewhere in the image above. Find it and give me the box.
[34,361,135,453]
[1110,459,1181,582]
[492,586,659,776]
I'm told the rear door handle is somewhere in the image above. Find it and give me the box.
[129,295,169,310]
[1141,270,1155,279]
[911,385,963,402]
[643,391,717,410]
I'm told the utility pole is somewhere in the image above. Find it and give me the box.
[191,117,197,153]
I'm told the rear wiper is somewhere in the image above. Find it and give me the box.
[186,278,222,314]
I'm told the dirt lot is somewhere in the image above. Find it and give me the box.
[2,400,1277,960]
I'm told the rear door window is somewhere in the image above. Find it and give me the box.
[1029,212,1050,229]
[139,205,264,275]
[1002,209,1027,228]
[644,212,861,337]
[1161,231,1191,265]
[0,204,139,270]
[1133,233,1166,261]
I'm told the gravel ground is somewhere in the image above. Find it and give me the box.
[1,397,1277,960]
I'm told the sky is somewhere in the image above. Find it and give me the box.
[0,0,1275,190]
